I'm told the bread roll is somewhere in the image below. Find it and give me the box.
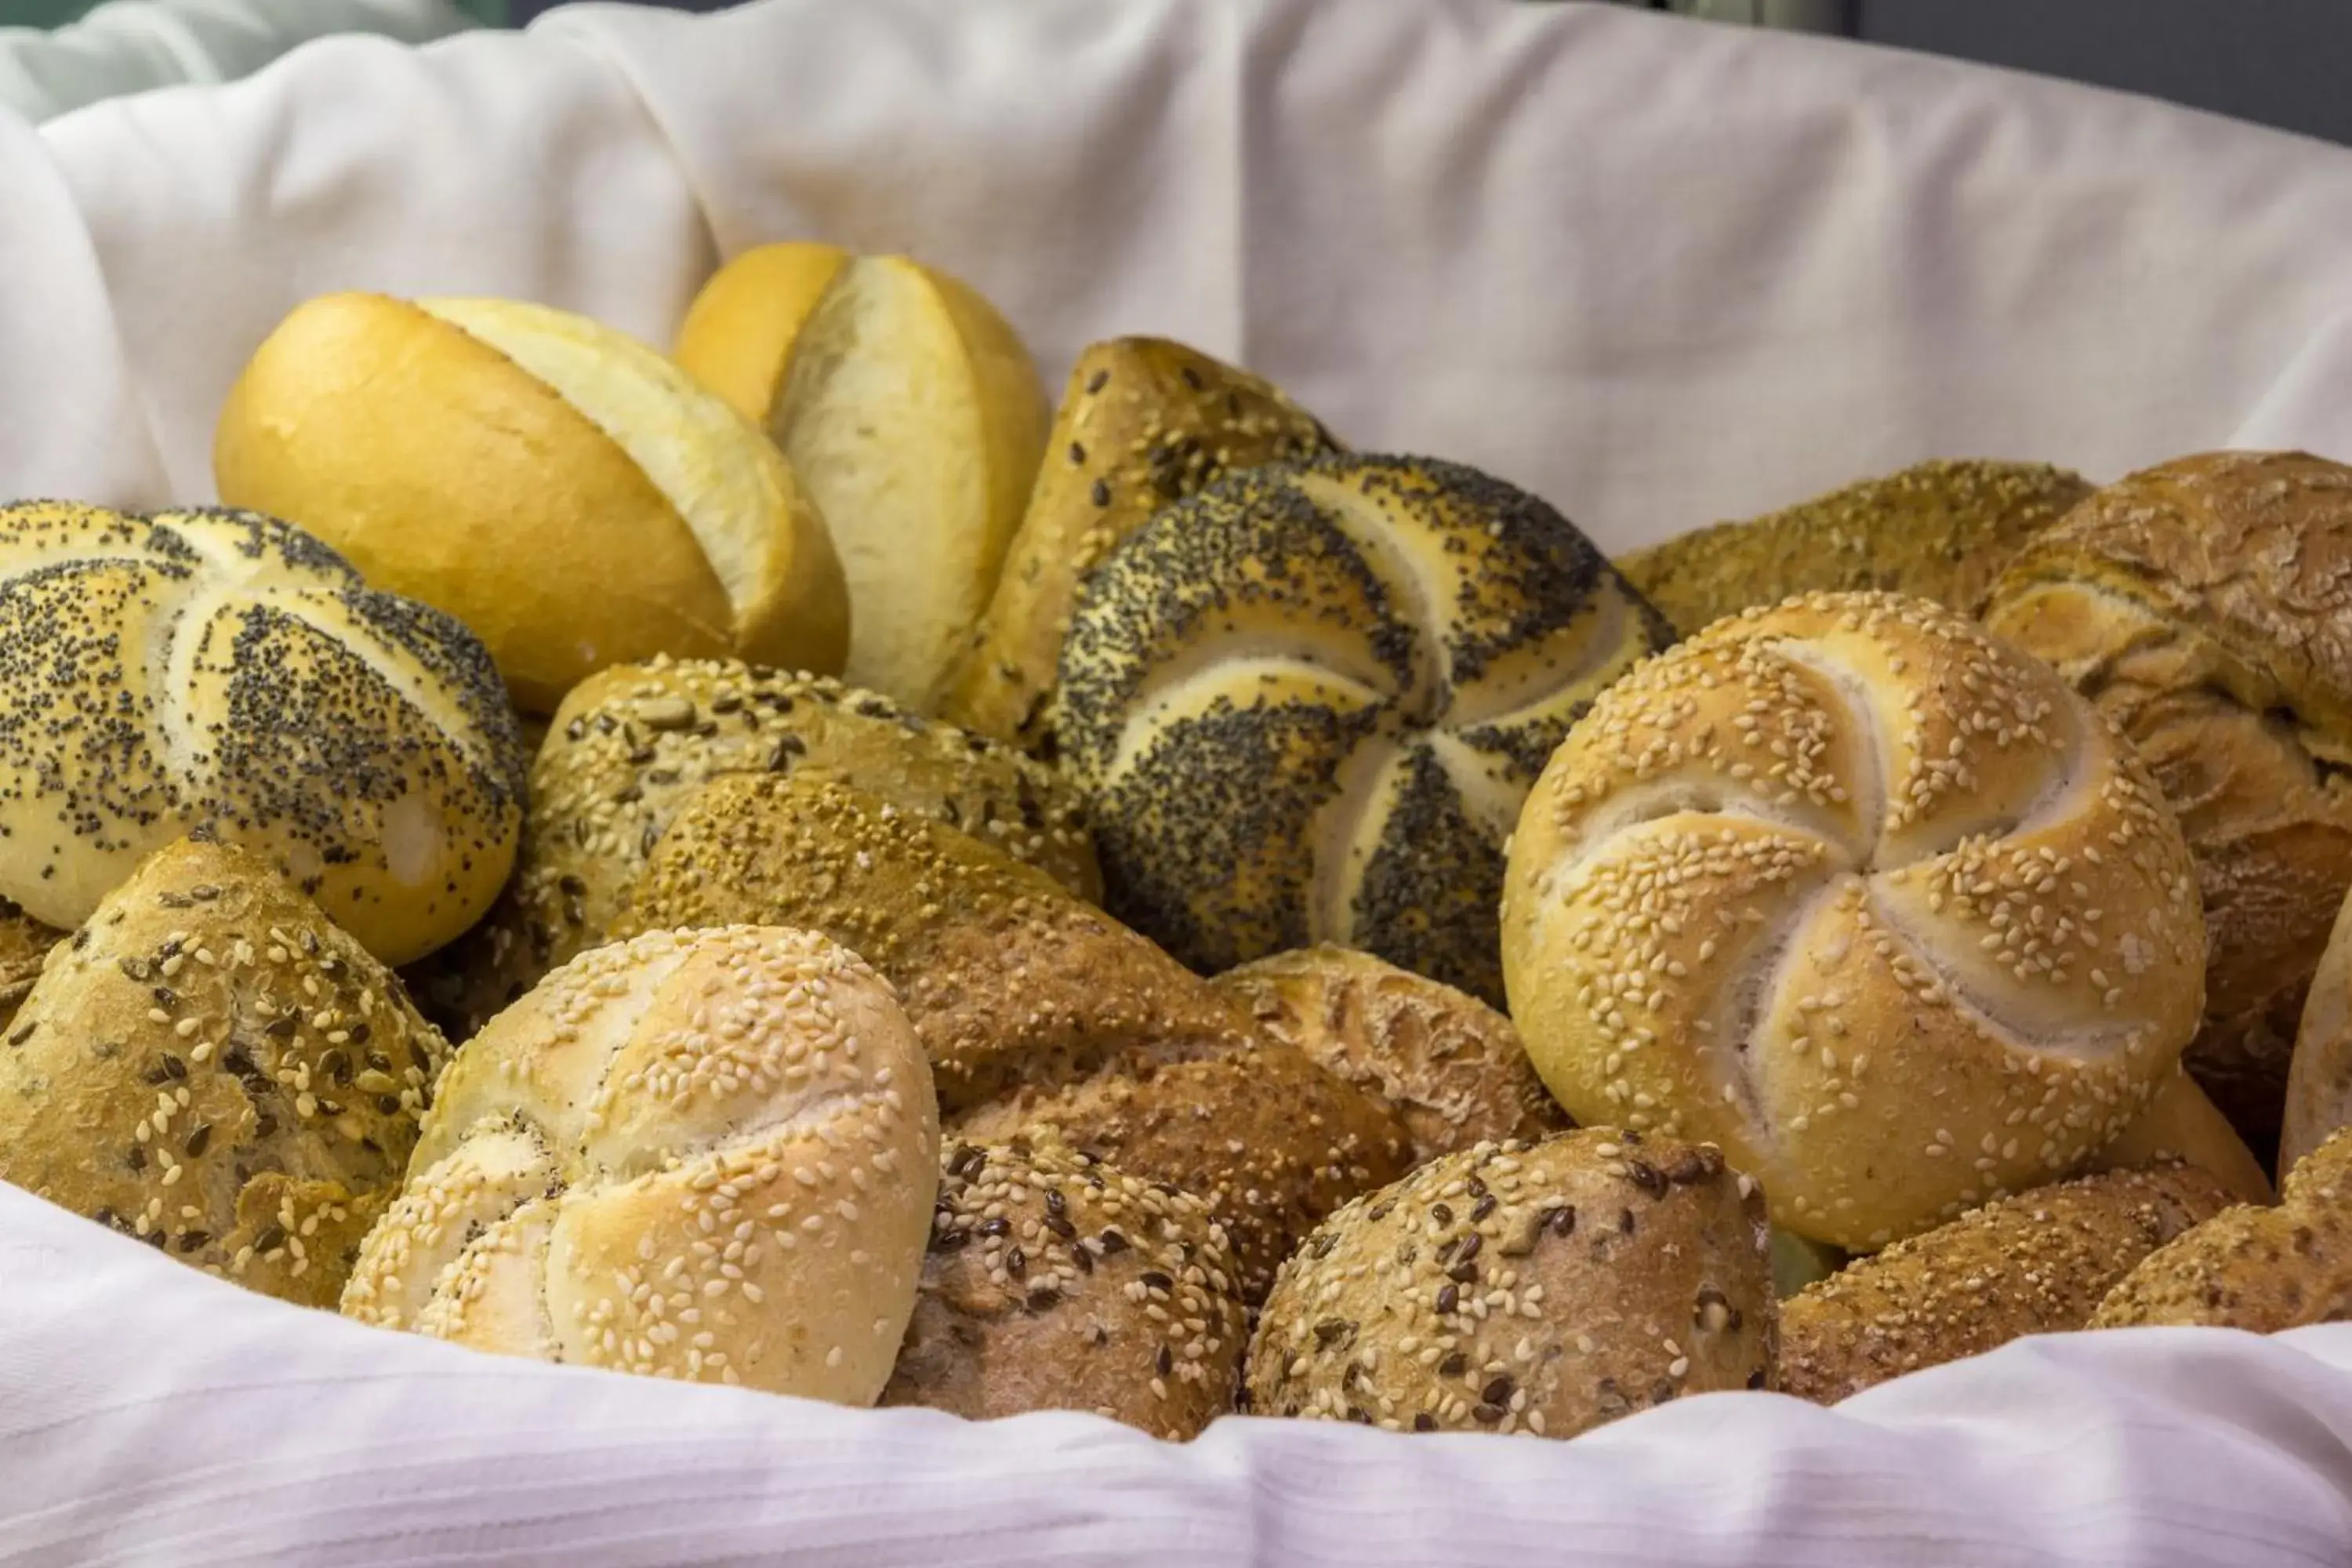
[880,1133,1247,1438]
[618,771,1410,1298]
[1619,459,2092,637]
[1061,455,1671,1004]
[0,502,524,964]
[1247,1130,1774,1438]
[0,896,59,1034]
[673,241,851,423]
[1214,946,1567,1163]
[1780,1165,2230,1403]
[2088,1067,2275,1206]
[0,838,451,1307]
[937,337,1340,753]
[343,925,939,1404]
[2091,1125,2352,1333]
[215,292,848,713]
[1984,452,2352,1155]
[1503,591,2209,1250]
[2285,882,2352,1173]
[414,656,1097,1036]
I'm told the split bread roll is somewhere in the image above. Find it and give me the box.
[1984,451,2352,1156]
[616,771,1411,1298]
[0,838,452,1308]
[880,1133,1247,1439]
[2285,882,2352,1173]
[0,897,58,1034]
[937,337,1340,753]
[1502,591,2209,1251]
[1247,1129,1775,1438]
[216,292,848,713]
[1061,455,1672,1004]
[343,925,939,1404]
[672,241,850,424]
[1619,459,2092,637]
[1778,1164,2230,1404]
[0,502,524,964]
[2087,1067,2275,1206]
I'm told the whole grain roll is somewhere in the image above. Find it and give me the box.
[1060,454,1671,1004]
[1247,1129,1774,1438]
[0,503,525,966]
[881,1133,1247,1438]
[343,925,939,1404]
[1503,591,2209,1250]
[1984,452,2352,1156]
[0,896,59,1035]
[1779,1164,2230,1404]
[0,838,452,1307]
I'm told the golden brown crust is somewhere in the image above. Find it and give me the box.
[1247,1130,1775,1439]
[880,1133,1247,1437]
[1780,1165,2230,1403]
[0,896,58,1035]
[2285,884,2352,1173]
[2089,1068,2275,1207]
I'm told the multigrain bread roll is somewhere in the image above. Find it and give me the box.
[343,926,938,1403]
[2285,884,2352,1173]
[880,1133,1247,1438]
[1778,1165,2230,1403]
[2089,1068,2275,1206]
[938,338,1340,753]
[1214,946,1567,1163]
[1061,455,1672,1004]
[0,897,58,1034]
[215,292,848,713]
[0,839,451,1307]
[617,772,1410,1298]
[414,656,1096,1036]
[0,503,524,964]
[1618,459,2092,637]
[1502,592,2209,1250]
[1247,1130,1775,1438]
[672,241,850,423]
[1984,452,2352,1155]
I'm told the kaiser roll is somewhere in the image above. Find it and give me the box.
[1502,591,2208,1250]
[2088,1067,2275,1206]
[1983,451,2352,1155]
[1247,1129,1775,1438]
[0,838,452,1307]
[214,292,848,713]
[0,502,524,964]
[343,925,939,1403]
[1060,455,1672,1004]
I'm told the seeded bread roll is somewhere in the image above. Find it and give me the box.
[0,838,451,1307]
[2088,1068,2275,1206]
[938,338,1340,753]
[618,772,1410,1297]
[1984,452,2352,1156]
[880,1133,1247,1437]
[343,926,939,1403]
[0,897,59,1034]
[415,656,1097,1036]
[216,292,848,713]
[2285,884,2352,1174]
[1247,1130,1774,1438]
[1618,459,2093,637]
[1214,946,1567,1163]
[1503,591,2209,1250]
[1061,455,1671,1004]
[1779,1164,2230,1403]
[0,503,525,965]
[2092,1125,2352,1333]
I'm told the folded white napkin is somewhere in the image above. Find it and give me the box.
[8,2,2352,1562]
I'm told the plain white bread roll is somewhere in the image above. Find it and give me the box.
[343,926,941,1403]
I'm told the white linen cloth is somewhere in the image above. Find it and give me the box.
[8,1,2352,1562]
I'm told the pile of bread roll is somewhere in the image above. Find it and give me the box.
[2,235,2349,1447]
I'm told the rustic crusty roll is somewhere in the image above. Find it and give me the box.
[2089,1068,2275,1206]
[2285,884,2352,1174]
[617,771,1410,1298]
[215,292,848,713]
[0,897,58,1035]
[1061,455,1672,1004]
[1984,452,2352,1155]
[937,337,1341,753]
[1247,1129,1774,1438]
[413,656,1097,1036]
[673,241,851,423]
[0,838,451,1307]
[1503,591,2209,1250]
[343,925,939,1403]
[1779,1164,2230,1403]
[1214,946,1566,1163]
[2092,1125,2352,1333]
[880,1132,1247,1438]
[0,502,524,964]
[1619,459,2092,637]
